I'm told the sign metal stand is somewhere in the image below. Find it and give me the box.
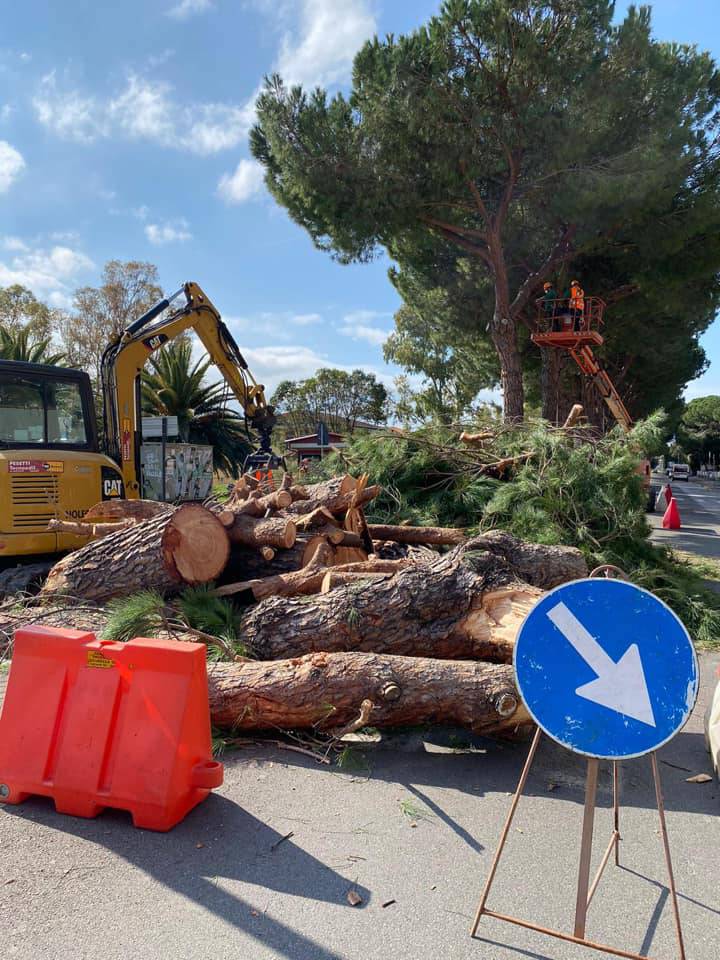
[470,729,686,960]
[470,575,697,960]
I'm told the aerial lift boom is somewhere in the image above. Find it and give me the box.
[531,296,633,433]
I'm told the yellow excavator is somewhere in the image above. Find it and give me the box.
[0,282,279,593]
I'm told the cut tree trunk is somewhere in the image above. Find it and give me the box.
[228,488,293,517]
[41,504,230,603]
[366,523,466,546]
[207,652,530,734]
[283,485,380,517]
[214,557,411,601]
[237,533,585,661]
[227,515,297,550]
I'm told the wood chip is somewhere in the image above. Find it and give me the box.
[346,889,363,907]
[685,773,713,783]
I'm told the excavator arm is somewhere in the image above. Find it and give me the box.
[101,281,278,496]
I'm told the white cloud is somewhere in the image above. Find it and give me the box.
[19,52,31,63]
[2,236,28,252]
[0,104,13,122]
[222,310,323,341]
[49,230,80,244]
[291,313,323,326]
[145,218,192,245]
[0,241,94,302]
[276,0,377,88]
[217,158,265,204]
[33,72,104,143]
[109,75,176,143]
[167,0,212,18]
[339,323,389,346]
[33,72,252,156]
[338,309,392,346]
[0,141,25,193]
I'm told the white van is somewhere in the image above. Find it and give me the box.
[669,463,690,482]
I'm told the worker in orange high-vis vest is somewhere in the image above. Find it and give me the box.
[569,280,585,331]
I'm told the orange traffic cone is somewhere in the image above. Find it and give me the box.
[662,497,681,530]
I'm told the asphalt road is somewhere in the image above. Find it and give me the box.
[649,474,720,558]
[2,483,719,960]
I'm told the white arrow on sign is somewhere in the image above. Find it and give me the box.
[547,602,656,728]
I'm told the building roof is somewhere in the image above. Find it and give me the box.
[285,431,345,445]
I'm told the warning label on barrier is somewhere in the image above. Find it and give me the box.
[86,651,115,669]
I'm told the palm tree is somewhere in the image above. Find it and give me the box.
[141,339,251,475]
[0,325,65,365]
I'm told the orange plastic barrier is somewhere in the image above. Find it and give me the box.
[0,626,223,831]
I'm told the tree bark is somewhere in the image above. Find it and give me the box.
[366,524,466,546]
[220,537,324,580]
[41,504,230,603]
[83,499,171,522]
[207,652,530,734]
[492,312,525,421]
[237,533,585,661]
[540,346,562,423]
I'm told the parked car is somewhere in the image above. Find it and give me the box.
[669,463,690,481]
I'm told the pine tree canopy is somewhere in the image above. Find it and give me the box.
[251,0,720,420]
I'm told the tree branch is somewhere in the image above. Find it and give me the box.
[509,224,577,319]
[419,216,493,265]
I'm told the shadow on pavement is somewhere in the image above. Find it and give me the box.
[258,728,717,818]
[4,793,367,960]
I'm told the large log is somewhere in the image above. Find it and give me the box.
[207,652,530,734]
[40,504,230,603]
[367,523,466,546]
[237,534,585,661]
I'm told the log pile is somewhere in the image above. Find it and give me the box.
[31,471,587,739]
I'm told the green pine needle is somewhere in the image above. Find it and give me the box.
[100,590,166,642]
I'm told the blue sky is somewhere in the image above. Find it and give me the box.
[1,0,719,401]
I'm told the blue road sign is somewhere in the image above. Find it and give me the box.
[514,578,699,760]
